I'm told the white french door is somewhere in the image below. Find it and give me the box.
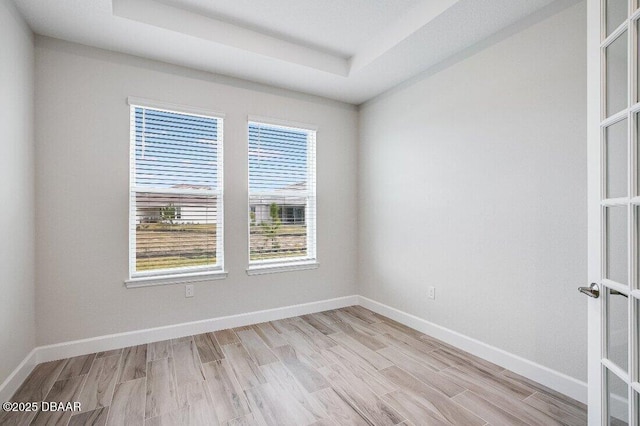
[588,0,640,424]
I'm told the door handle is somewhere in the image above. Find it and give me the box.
[578,283,600,298]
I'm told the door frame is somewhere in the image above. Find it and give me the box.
[588,0,640,424]
[587,0,603,423]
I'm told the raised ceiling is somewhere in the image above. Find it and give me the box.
[15,0,571,104]
[158,0,424,58]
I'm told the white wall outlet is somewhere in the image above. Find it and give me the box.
[185,284,194,298]
[428,286,436,300]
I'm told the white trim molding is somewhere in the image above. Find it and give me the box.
[125,270,228,288]
[0,295,355,401]
[246,261,319,276]
[247,115,318,132]
[0,349,38,403]
[34,295,357,364]
[127,96,225,119]
[357,296,588,404]
[0,294,587,406]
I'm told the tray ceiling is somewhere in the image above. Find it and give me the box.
[15,0,573,104]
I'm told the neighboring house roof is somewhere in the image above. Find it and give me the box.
[136,183,308,209]
[170,184,214,191]
[275,181,306,191]
[250,196,306,205]
[251,181,307,205]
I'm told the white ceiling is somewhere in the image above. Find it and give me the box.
[158,0,423,58]
[14,0,568,104]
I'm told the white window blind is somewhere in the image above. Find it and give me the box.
[248,121,316,266]
[129,104,223,279]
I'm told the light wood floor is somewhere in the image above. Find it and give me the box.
[1,306,587,425]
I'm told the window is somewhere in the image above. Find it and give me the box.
[248,120,317,272]
[128,100,224,285]
[280,206,305,224]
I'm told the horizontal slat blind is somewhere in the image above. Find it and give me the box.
[130,106,223,277]
[248,121,316,264]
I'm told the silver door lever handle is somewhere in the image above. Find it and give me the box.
[578,283,600,298]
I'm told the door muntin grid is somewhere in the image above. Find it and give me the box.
[601,1,640,424]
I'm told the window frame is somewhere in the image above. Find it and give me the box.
[125,97,227,287]
[246,116,319,275]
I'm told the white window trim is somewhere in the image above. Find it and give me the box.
[126,98,226,287]
[247,115,318,132]
[125,270,229,288]
[246,117,318,274]
[127,97,226,119]
[246,260,319,276]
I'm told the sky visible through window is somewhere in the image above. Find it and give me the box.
[248,122,308,192]
[134,107,219,189]
[134,110,309,192]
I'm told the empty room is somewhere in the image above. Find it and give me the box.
[0,0,633,424]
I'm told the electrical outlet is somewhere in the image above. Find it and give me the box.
[185,284,194,298]
[428,286,436,300]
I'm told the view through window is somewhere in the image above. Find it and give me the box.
[248,121,316,265]
[129,104,223,277]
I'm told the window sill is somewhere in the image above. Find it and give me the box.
[125,270,228,288]
[246,260,319,276]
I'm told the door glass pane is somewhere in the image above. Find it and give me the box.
[637,23,640,102]
[607,288,628,371]
[637,207,640,287]
[607,368,629,425]
[607,0,628,37]
[606,206,628,284]
[636,298,640,373]
[606,119,628,198]
[607,32,628,117]
[637,121,640,195]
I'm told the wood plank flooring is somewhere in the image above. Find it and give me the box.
[0,306,588,425]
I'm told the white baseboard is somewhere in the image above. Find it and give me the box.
[1,293,587,406]
[35,295,358,364]
[0,349,38,403]
[357,295,588,404]
[0,295,357,401]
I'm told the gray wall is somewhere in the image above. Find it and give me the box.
[0,0,36,384]
[358,2,587,381]
[34,38,358,345]
[15,0,588,389]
